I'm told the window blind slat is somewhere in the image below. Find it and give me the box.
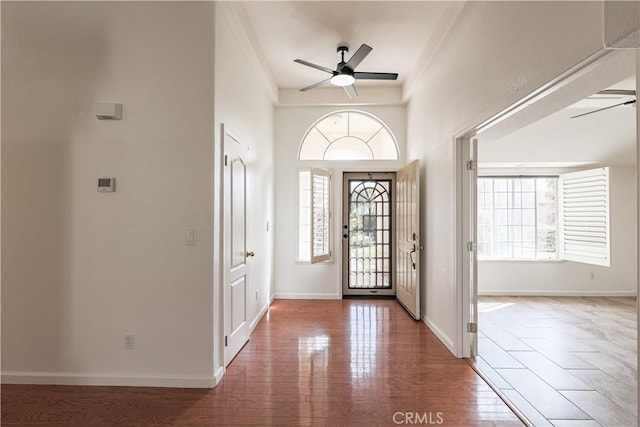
[560,167,610,267]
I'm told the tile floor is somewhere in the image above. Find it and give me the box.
[476,296,637,427]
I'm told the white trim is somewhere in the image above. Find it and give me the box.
[2,372,218,389]
[214,366,225,386]
[217,3,278,103]
[273,293,340,300]
[479,290,636,297]
[422,315,456,355]
[250,301,271,332]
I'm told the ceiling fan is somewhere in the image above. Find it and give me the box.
[294,44,398,99]
[571,89,636,119]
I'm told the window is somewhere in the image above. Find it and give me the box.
[478,177,558,260]
[298,110,398,160]
[297,168,332,263]
[478,167,610,266]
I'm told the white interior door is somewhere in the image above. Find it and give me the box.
[223,128,250,366]
[396,160,420,319]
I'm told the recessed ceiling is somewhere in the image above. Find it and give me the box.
[241,1,453,90]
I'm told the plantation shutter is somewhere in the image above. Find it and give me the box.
[559,167,610,266]
[310,168,331,264]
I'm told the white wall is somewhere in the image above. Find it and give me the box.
[212,3,276,373]
[274,105,406,299]
[2,2,216,386]
[479,166,637,296]
[406,1,605,355]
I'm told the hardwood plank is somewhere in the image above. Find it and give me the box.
[1,299,522,426]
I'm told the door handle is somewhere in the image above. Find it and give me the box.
[246,251,255,257]
[409,244,416,270]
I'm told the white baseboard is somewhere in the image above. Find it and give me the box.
[250,300,271,331]
[213,366,225,386]
[273,293,340,300]
[422,316,457,356]
[479,290,637,297]
[1,371,218,388]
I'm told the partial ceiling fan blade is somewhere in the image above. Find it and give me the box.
[300,78,332,92]
[294,59,335,75]
[345,44,372,70]
[597,89,636,96]
[354,72,398,80]
[571,99,636,119]
[343,84,358,99]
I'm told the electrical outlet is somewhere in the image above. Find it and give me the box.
[590,272,595,280]
[124,334,134,350]
[256,290,259,301]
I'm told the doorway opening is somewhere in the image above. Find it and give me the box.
[342,172,396,297]
[456,49,638,425]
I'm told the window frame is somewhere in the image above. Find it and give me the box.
[477,175,559,261]
[477,167,611,267]
[296,168,333,264]
[297,109,399,161]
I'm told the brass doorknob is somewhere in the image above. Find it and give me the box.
[246,251,255,257]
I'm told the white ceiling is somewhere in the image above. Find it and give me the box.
[480,75,637,166]
[241,1,452,90]
[238,2,636,165]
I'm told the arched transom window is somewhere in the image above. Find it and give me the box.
[298,110,399,160]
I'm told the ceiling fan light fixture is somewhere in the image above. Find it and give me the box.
[331,73,355,87]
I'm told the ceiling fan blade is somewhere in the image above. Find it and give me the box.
[300,78,332,92]
[343,84,358,99]
[354,72,398,80]
[345,44,372,70]
[294,59,335,75]
[596,89,636,96]
[571,99,636,119]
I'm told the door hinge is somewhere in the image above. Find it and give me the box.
[467,322,478,333]
[466,241,477,252]
[466,160,476,171]
[224,335,228,347]
[224,155,228,166]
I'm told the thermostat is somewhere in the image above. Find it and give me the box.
[97,177,116,192]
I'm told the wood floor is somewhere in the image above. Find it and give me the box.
[2,299,523,426]
[476,296,637,427]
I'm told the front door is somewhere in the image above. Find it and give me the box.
[223,127,250,366]
[342,172,396,296]
[396,161,420,319]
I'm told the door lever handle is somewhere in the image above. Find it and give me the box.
[409,244,416,270]
[246,251,255,257]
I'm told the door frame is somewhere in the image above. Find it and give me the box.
[454,49,619,358]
